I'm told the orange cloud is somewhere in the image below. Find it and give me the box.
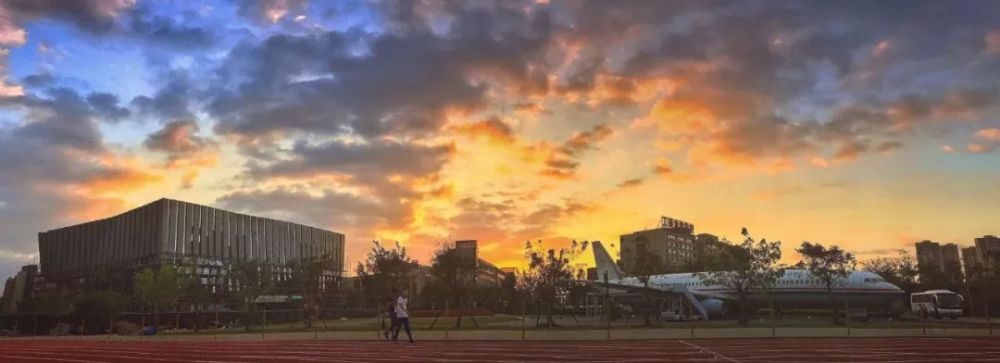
[449,118,515,145]
[975,127,1000,140]
[966,143,994,154]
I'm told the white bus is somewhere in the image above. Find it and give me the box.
[910,290,963,319]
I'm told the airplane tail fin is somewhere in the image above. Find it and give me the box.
[592,241,624,281]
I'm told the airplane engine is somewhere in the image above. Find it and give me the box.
[701,298,726,318]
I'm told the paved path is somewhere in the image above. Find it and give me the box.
[1,337,999,362]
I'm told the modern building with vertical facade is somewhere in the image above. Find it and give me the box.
[37,198,345,294]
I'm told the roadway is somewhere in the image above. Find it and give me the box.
[1,337,999,362]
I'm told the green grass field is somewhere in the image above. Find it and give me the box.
[156,313,994,336]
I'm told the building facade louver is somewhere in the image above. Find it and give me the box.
[37,198,345,293]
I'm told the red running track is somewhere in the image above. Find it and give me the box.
[0,337,999,362]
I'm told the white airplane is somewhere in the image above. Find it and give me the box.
[591,241,905,319]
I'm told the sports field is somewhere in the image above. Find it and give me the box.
[1,337,998,362]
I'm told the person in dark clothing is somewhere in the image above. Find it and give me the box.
[392,288,413,343]
[383,296,398,340]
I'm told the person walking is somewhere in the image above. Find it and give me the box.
[383,296,397,341]
[392,288,414,343]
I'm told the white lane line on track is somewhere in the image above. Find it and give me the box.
[679,340,741,363]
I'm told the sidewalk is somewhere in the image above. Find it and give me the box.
[6,327,996,342]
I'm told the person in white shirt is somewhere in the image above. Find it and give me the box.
[392,288,413,343]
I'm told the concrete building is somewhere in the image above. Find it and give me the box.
[619,216,695,275]
[941,243,962,283]
[1,265,37,314]
[454,240,508,287]
[962,246,980,273]
[37,198,345,295]
[915,240,963,286]
[409,264,433,295]
[975,235,1000,268]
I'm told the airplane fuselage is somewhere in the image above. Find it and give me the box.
[608,269,905,312]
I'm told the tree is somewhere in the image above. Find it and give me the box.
[430,244,477,327]
[228,260,273,331]
[354,241,416,308]
[134,264,184,327]
[73,290,127,333]
[523,239,588,328]
[621,238,665,326]
[698,228,783,324]
[287,254,335,327]
[178,259,212,332]
[861,250,919,293]
[796,241,856,324]
[183,278,212,331]
[31,290,75,317]
[966,248,1000,316]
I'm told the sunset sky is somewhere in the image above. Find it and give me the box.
[1,0,998,279]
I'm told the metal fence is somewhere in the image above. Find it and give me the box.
[1,303,995,340]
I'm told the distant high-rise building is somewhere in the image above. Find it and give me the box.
[0,265,37,314]
[975,235,1000,268]
[962,246,980,273]
[940,243,963,283]
[620,216,695,275]
[454,240,506,287]
[915,240,963,287]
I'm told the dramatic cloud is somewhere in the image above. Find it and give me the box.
[0,86,161,276]
[3,0,134,33]
[450,118,516,145]
[144,120,213,155]
[208,2,551,145]
[250,140,455,182]
[143,120,219,188]
[127,4,215,49]
[543,123,614,178]
[86,92,130,121]
[131,71,195,122]
[2,0,999,276]
[218,187,397,234]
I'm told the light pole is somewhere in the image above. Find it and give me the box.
[604,271,611,339]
